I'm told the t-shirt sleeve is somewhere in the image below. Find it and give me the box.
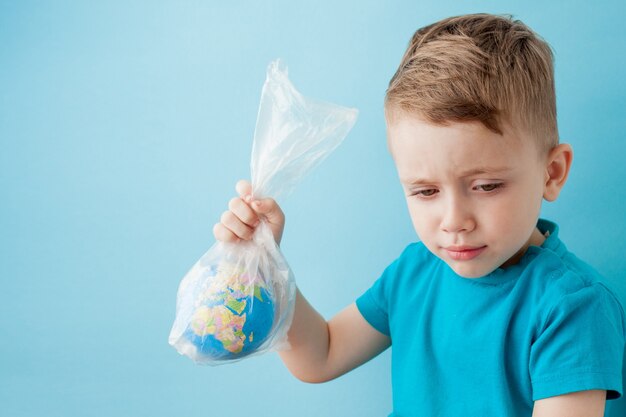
[529,282,626,401]
[355,255,403,337]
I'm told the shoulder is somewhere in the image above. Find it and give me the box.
[393,241,436,270]
[381,241,440,283]
[532,241,617,297]
[363,241,438,298]
[526,235,626,338]
[524,220,617,298]
[372,241,444,301]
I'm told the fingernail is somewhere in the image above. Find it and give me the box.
[244,195,252,203]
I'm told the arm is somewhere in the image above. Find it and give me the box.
[532,390,606,417]
[278,289,390,383]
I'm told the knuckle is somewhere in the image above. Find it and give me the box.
[244,212,258,226]
[213,223,227,241]
[267,198,280,211]
[228,197,241,211]
[214,224,238,243]
[220,210,234,224]
[236,179,251,194]
[225,232,239,243]
[230,198,258,226]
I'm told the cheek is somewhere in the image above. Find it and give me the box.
[484,187,542,236]
[406,200,434,235]
[515,179,545,217]
[405,199,421,223]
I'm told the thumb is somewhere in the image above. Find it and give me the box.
[250,198,285,245]
[251,198,283,224]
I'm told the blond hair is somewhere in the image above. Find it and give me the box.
[385,14,558,151]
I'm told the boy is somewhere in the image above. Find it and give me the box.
[213,13,625,416]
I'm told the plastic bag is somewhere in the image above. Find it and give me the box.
[168,59,358,365]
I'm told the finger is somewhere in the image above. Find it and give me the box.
[235,180,252,200]
[220,210,255,240]
[228,197,260,228]
[212,222,240,243]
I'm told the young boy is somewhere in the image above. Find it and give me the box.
[213,13,625,416]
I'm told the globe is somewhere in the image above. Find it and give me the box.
[183,262,275,361]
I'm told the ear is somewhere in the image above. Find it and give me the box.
[543,143,574,202]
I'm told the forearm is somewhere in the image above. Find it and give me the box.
[278,288,331,383]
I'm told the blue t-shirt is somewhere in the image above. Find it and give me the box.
[356,219,626,416]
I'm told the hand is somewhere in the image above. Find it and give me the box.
[213,180,285,245]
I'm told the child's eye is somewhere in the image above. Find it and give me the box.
[412,189,439,197]
[473,183,503,192]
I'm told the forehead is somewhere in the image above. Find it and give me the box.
[386,116,537,181]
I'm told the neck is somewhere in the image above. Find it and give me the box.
[501,227,546,268]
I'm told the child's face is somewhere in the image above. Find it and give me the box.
[387,115,548,278]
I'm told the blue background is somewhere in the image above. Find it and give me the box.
[1,1,625,416]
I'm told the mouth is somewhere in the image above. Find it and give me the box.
[443,245,487,261]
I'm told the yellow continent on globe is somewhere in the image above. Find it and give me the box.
[190,304,248,354]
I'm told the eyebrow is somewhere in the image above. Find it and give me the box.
[400,166,512,185]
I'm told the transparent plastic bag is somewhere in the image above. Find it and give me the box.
[168,59,358,365]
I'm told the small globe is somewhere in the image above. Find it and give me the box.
[183,263,275,360]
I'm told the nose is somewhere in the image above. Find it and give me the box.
[440,194,475,234]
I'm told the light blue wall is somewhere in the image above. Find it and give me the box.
[1,1,624,416]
